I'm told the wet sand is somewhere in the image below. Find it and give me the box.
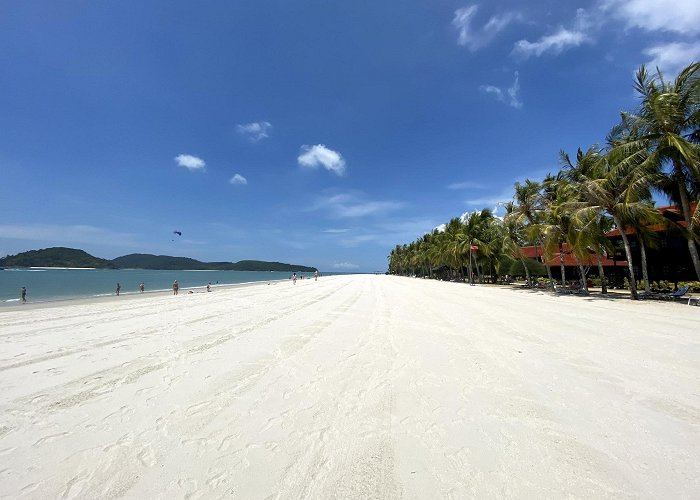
[0,274,698,498]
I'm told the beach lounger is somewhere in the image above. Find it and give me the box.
[642,285,690,301]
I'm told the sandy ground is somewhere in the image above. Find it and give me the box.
[0,274,698,499]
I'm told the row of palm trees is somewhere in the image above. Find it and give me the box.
[387,62,700,300]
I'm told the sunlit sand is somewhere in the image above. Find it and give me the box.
[1,274,698,498]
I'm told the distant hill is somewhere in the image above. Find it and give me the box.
[0,248,316,272]
[113,254,316,272]
[0,247,115,269]
[111,254,211,270]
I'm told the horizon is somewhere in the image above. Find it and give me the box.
[2,1,698,272]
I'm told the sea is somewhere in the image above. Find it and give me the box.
[0,268,329,306]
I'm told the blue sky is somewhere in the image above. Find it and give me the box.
[1,1,699,272]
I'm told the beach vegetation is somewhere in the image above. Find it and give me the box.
[387,60,700,300]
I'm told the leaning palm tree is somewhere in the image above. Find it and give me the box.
[623,62,700,279]
[503,202,533,286]
[561,146,616,293]
[458,209,494,284]
[512,180,554,282]
[569,142,662,300]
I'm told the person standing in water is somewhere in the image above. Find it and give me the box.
[173,280,179,295]
[21,286,27,303]
[139,282,145,293]
[116,283,121,296]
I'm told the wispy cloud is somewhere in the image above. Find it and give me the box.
[513,28,588,59]
[298,145,346,176]
[479,71,522,108]
[175,154,206,171]
[452,5,521,51]
[601,0,700,35]
[447,181,484,190]
[333,262,359,269]
[310,192,404,218]
[642,42,700,75]
[229,173,248,185]
[322,228,350,233]
[0,224,139,247]
[236,121,272,142]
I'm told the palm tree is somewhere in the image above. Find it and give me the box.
[561,147,616,293]
[512,180,554,282]
[624,63,700,279]
[503,202,533,286]
[568,141,661,299]
[458,209,495,284]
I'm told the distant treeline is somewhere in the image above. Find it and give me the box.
[0,247,317,272]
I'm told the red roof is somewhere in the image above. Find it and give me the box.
[520,244,625,267]
[606,203,695,237]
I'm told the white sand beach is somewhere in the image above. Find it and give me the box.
[0,274,698,499]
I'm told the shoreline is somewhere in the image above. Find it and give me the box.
[0,278,289,312]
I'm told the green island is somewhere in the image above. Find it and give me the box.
[0,247,317,272]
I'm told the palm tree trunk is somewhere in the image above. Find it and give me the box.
[573,254,588,292]
[613,214,639,300]
[538,239,553,283]
[578,264,588,291]
[640,241,650,293]
[596,252,607,294]
[519,255,532,286]
[559,244,566,286]
[674,168,700,279]
[468,247,473,284]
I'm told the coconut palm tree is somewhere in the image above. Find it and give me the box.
[503,202,533,286]
[623,62,700,279]
[512,180,554,282]
[458,209,495,284]
[567,140,662,299]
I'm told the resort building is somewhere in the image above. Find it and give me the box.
[521,204,698,285]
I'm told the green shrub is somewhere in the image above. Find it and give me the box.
[509,258,547,278]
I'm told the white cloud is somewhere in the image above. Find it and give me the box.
[298,145,346,176]
[479,72,522,109]
[310,193,404,218]
[434,223,447,233]
[236,121,272,141]
[175,154,206,171]
[642,42,700,75]
[322,228,350,233]
[513,28,588,58]
[601,0,700,35]
[453,5,521,51]
[333,262,359,269]
[0,224,138,247]
[447,181,484,190]
[229,173,248,185]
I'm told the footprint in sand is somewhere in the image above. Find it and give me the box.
[177,478,202,500]
[217,434,238,452]
[103,432,133,452]
[33,432,69,447]
[206,469,228,488]
[185,401,211,417]
[137,446,157,467]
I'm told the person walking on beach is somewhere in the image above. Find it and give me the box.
[314,270,319,281]
[139,282,145,293]
[206,282,211,292]
[292,272,297,285]
[116,283,121,296]
[21,286,26,303]
[173,280,179,295]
